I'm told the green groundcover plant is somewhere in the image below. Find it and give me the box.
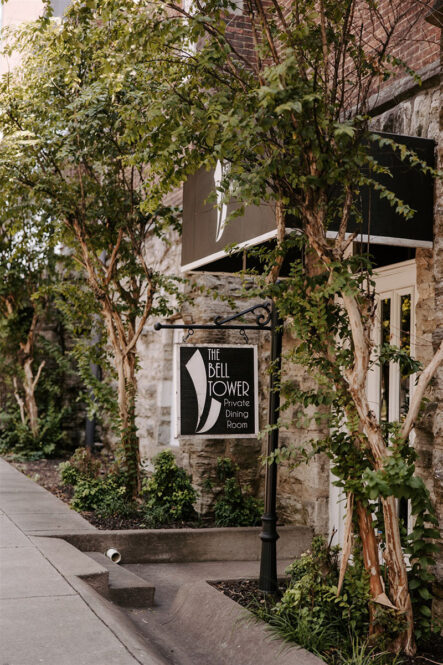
[61,448,267,528]
[0,405,69,459]
[60,448,138,518]
[253,537,407,665]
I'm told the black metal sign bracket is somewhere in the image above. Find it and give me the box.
[153,301,273,334]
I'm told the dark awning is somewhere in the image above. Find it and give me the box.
[181,133,435,271]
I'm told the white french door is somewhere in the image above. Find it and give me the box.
[367,259,417,427]
[329,259,417,544]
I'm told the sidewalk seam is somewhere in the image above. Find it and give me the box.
[1,593,77,599]
[32,534,147,665]
[1,460,147,665]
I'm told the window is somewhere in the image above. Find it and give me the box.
[367,260,416,531]
[366,260,416,429]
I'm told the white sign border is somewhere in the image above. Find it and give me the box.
[174,343,259,439]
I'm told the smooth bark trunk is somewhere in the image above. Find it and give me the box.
[343,292,416,655]
[381,495,415,654]
[5,309,44,438]
[356,500,397,638]
[116,350,140,497]
[12,378,26,426]
[23,357,40,437]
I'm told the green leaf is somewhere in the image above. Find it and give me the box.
[418,588,433,601]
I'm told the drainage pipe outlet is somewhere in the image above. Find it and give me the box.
[106,548,122,564]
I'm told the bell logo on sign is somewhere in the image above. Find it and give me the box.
[185,349,222,433]
[214,160,230,242]
[177,344,258,438]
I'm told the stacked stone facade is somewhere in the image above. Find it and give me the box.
[370,45,442,604]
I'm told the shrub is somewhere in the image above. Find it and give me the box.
[71,475,121,512]
[59,447,101,486]
[275,536,370,639]
[0,405,68,459]
[60,449,138,517]
[253,537,406,664]
[213,457,262,527]
[141,450,197,527]
[95,486,139,519]
[70,472,137,516]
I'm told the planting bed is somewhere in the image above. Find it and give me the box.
[9,457,207,529]
[211,578,443,665]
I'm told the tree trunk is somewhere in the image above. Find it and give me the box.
[341,292,416,655]
[23,357,39,437]
[116,350,140,498]
[356,500,390,637]
[381,495,415,654]
[12,377,26,426]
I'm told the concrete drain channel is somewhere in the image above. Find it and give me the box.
[36,526,323,665]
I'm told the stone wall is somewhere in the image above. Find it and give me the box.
[134,54,442,549]
[371,66,443,616]
[135,265,330,532]
[371,79,442,510]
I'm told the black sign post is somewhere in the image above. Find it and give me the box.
[154,301,282,593]
[259,304,283,594]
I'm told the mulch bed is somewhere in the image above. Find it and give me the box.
[11,458,74,505]
[82,512,213,530]
[8,457,214,530]
[210,578,443,665]
[210,578,286,608]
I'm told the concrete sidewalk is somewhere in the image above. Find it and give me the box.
[0,457,158,665]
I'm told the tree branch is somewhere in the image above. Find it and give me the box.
[12,378,26,426]
[400,340,443,441]
[32,360,46,392]
[125,280,154,355]
[104,228,123,286]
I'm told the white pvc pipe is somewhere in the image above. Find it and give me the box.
[105,548,122,564]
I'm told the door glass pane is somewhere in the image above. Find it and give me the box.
[50,0,70,17]
[399,294,411,419]
[380,298,390,422]
[399,294,412,529]
[399,497,408,530]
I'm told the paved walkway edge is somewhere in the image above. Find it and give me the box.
[0,457,165,665]
[32,535,167,664]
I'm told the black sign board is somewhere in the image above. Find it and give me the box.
[177,344,258,438]
[182,133,434,271]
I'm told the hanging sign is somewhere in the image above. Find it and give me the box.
[176,344,258,438]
